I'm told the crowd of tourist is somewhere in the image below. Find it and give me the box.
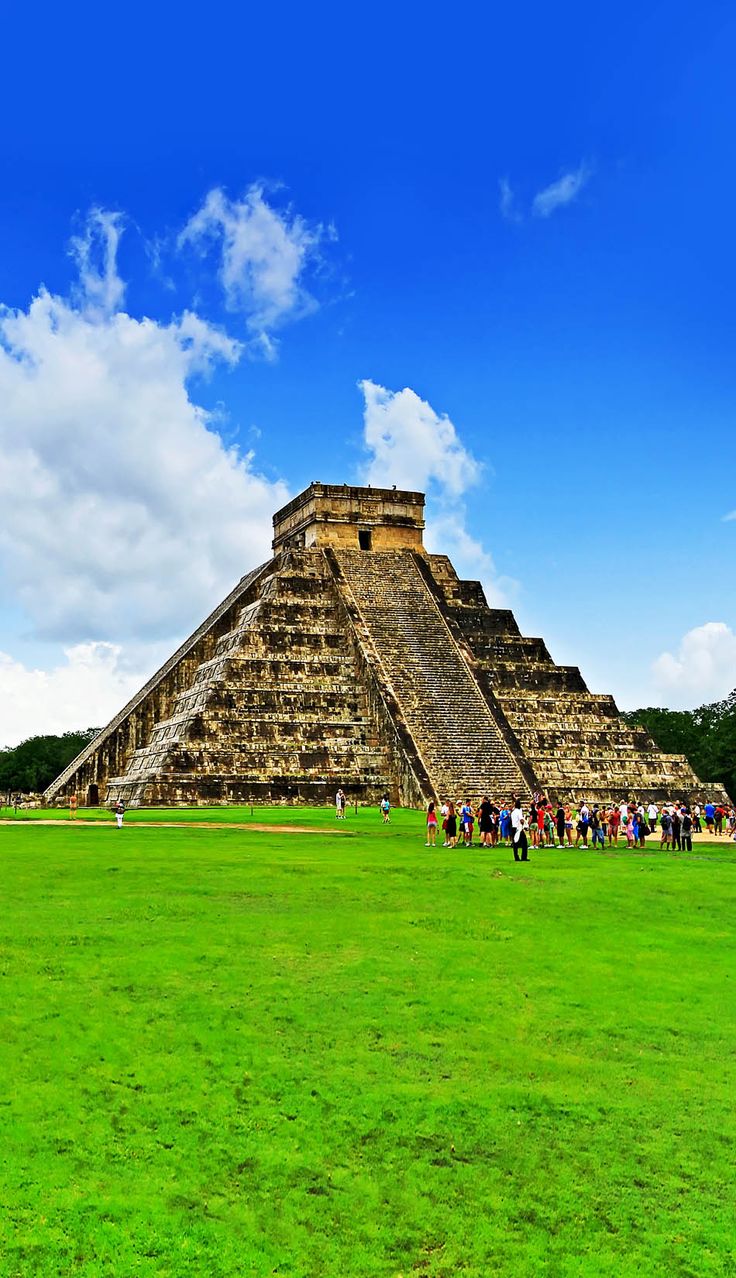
[424,795,736,858]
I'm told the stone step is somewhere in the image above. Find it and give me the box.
[333,549,530,799]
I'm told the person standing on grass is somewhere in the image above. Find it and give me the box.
[489,802,500,847]
[461,801,475,847]
[704,800,715,834]
[69,793,77,821]
[693,804,702,834]
[576,809,589,848]
[625,810,636,847]
[511,800,528,862]
[647,801,658,831]
[671,806,682,851]
[535,803,545,847]
[114,800,125,829]
[555,801,566,848]
[380,794,391,823]
[660,807,672,849]
[590,806,605,849]
[478,795,493,847]
[608,805,620,846]
[445,801,458,848]
[680,807,693,851]
[564,804,574,845]
[714,804,725,836]
[529,798,538,847]
[426,801,438,846]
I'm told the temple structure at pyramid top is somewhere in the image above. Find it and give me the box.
[271,483,426,552]
[46,483,729,807]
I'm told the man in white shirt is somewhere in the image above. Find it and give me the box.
[647,802,658,829]
[511,801,528,862]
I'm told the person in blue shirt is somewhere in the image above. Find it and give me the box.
[704,801,716,833]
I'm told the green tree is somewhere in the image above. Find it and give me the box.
[623,692,736,798]
[0,729,99,798]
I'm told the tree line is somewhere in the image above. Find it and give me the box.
[622,688,736,799]
[0,729,99,798]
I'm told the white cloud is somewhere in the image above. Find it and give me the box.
[0,642,166,749]
[359,380,480,498]
[532,163,591,218]
[358,379,514,604]
[499,177,521,224]
[178,184,329,352]
[723,510,736,522]
[652,622,736,708]
[69,208,126,313]
[0,212,289,648]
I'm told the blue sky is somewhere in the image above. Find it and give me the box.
[1,0,735,744]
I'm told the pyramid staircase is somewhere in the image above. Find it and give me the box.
[331,549,531,802]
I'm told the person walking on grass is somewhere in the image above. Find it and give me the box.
[114,800,125,830]
[380,794,391,823]
[425,800,438,845]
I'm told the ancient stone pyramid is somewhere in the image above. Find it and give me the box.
[46,484,728,807]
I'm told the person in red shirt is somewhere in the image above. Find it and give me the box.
[608,805,620,845]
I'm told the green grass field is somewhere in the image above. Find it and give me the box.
[2,808,735,1277]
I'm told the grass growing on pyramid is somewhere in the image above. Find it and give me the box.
[2,811,736,1277]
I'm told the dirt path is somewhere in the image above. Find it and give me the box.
[0,819,352,835]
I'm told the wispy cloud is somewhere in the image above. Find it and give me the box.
[498,177,521,224]
[69,208,126,313]
[178,183,333,357]
[722,510,736,522]
[532,162,592,218]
